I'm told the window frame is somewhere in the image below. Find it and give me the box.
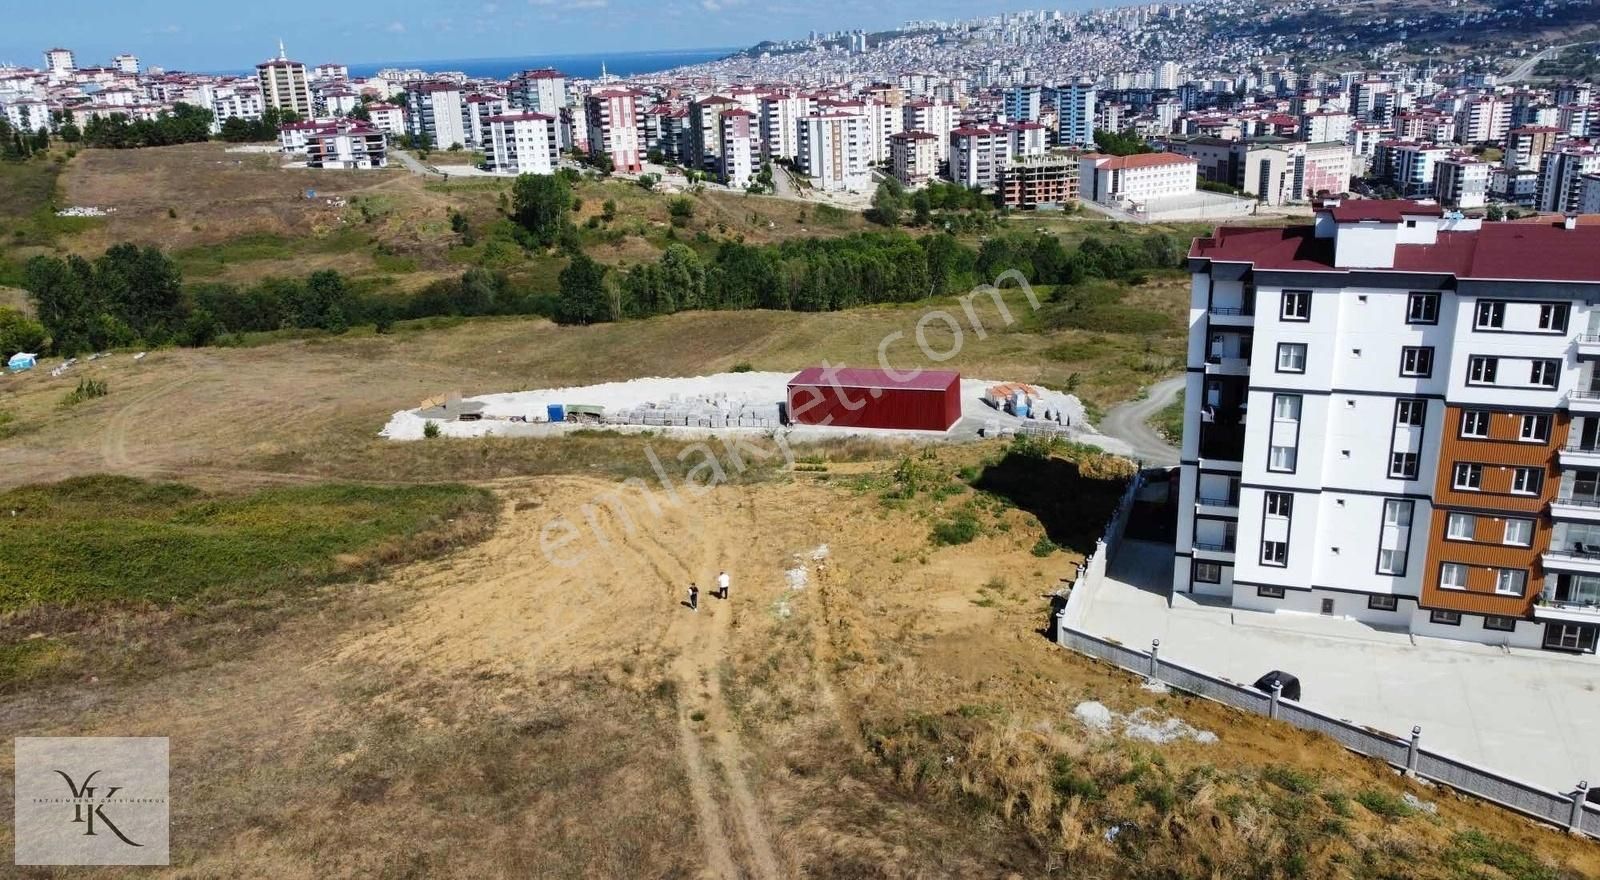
[1280,290,1311,322]
[1529,359,1560,389]
[1474,299,1505,330]
[1483,614,1518,632]
[1265,491,1293,518]
[1429,609,1463,626]
[1395,398,1426,427]
[1406,292,1439,325]
[1519,413,1551,443]
[1261,540,1288,567]
[1445,512,1477,541]
[1537,302,1570,333]
[1494,568,1528,597]
[1460,410,1490,438]
[1256,584,1286,599]
[1452,462,1483,491]
[1503,518,1533,547]
[1388,451,1419,480]
[1275,342,1307,374]
[1510,467,1543,496]
[1193,561,1222,584]
[1439,562,1469,590]
[1399,345,1434,378]
[1467,356,1499,385]
[1368,594,1399,611]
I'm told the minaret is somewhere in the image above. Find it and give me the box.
[278,39,287,61]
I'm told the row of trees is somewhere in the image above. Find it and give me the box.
[869,178,998,227]
[80,103,213,149]
[0,118,51,160]
[23,245,187,353]
[218,107,303,144]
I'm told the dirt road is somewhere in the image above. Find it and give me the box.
[1097,375,1182,467]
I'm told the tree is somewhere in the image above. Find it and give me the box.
[0,308,47,357]
[601,199,617,223]
[511,172,573,247]
[59,121,82,143]
[555,254,611,325]
[870,179,905,227]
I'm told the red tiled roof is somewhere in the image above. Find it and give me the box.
[1082,152,1196,170]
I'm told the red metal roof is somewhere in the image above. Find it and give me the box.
[1190,221,1600,283]
[1325,200,1445,223]
[789,367,960,392]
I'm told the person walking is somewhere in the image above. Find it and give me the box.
[717,570,730,601]
[687,583,699,612]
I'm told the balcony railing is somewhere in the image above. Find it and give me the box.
[1197,495,1240,508]
[1537,594,1600,615]
[1208,306,1253,316]
[1552,495,1600,508]
[1568,390,1600,401]
[1574,334,1600,344]
[1563,442,1600,453]
[1193,540,1237,552]
[1546,544,1600,560]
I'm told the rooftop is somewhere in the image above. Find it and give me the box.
[789,367,959,392]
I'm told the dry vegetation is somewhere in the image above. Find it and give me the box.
[2,456,1595,878]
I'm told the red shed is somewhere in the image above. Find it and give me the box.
[786,367,962,432]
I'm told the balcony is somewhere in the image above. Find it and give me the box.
[1534,594,1600,624]
[1207,305,1255,327]
[1204,356,1251,377]
[1558,442,1600,469]
[1564,390,1600,414]
[1195,494,1241,517]
[1191,539,1237,562]
[1198,420,1246,463]
[1575,334,1600,359]
[1549,494,1600,523]
[1542,547,1600,576]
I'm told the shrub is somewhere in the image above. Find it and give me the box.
[1263,765,1318,794]
[930,509,981,546]
[730,362,753,373]
[1030,536,1059,557]
[60,378,108,407]
[1354,788,1413,820]
[422,420,441,439]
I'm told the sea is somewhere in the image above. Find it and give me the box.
[341,48,738,81]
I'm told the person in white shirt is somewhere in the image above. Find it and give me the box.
[716,570,730,601]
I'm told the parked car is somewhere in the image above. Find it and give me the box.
[1253,670,1301,701]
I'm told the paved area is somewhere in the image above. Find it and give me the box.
[1072,540,1600,793]
[1098,377,1182,467]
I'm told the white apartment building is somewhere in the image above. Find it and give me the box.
[901,101,955,157]
[43,48,75,78]
[1454,96,1510,145]
[585,88,642,173]
[304,121,387,169]
[465,94,506,149]
[1535,147,1600,214]
[3,99,51,134]
[797,112,871,193]
[311,63,349,82]
[485,112,558,175]
[358,103,401,136]
[113,54,139,75]
[1008,122,1047,160]
[718,108,758,189]
[1050,80,1096,148]
[889,130,940,188]
[1300,110,1352,145]
[211,87,264,132]
[759,91,812,162]
[509,69,566,115]
[406,82,468,150]
[1176,201,1600,657]
[257,45,312,118]
[949,126,1009,189]
[1434,155,1490,210]
[1078,152,1197,206]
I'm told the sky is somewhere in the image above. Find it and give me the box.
[0,0,1138,72]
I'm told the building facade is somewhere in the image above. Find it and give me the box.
[585,88,642,173]
[889,130,939,188]
[797,112,871,192]
[1175,201,1600,657]
[256,46,312,119]
[1000,153,1079,209]
[486,112,559,175]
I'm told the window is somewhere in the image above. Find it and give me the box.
[1460,410,1490,438]
[1389,452,1419,479]
[1276,342,1307,373]
[1529,359,1560,388]
[1519,414,1551,442]
[1395,399,1425,426]
[1538,302,1570,332]
[1452,463,1483,490]
[1399,346,1434,378]
[1368,594,1399,611]
[1257,585,1286,599]
[1484,615,1517,632]
[1446,512,1477,540]
[1543,623,1599,653]
[1503,518,1533,547]
[1474,300,1505,329]
[1280,290,1310,321]
[1406,292,1439,324]
[1265,491,1293,517]
[1468,356,1499,384]
[1377,548,1407,575]
[1194,561,1222,583]
[1511,467,1543,495]
[1382,499,1412,527]
[1494,568,1528,596]
[1262,540,1288,566]
[1269,445,1298,472]
[1430,609,1463,626]
[1440,562,1468,589]
[1273,394,1302,421]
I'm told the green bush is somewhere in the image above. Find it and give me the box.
[1354,788,1413,820]
[730,362,753,373]
[1263,765,1318,795]
[423,420,441,439]
[60,378,108,407]
[1030,536,1059,557]
[930,509,981,546]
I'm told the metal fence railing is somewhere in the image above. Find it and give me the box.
[1053,624,1598,838]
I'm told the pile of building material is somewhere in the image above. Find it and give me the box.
[604,394,783,429]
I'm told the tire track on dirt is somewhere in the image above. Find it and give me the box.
[98,374,198,472]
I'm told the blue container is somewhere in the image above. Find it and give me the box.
[547,404,566,422]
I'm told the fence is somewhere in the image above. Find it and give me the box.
[1049,468,1597,839]
[1052,625,1599,837]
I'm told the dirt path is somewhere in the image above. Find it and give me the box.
[98,374,197,471]
[1098,375,1182,467]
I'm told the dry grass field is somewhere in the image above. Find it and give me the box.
[3,468,1596,878]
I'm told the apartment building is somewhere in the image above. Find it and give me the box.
[1454,96,1510,145]
[1004,84,1045,122]
[406,82,468,150]
[949,126,1009,190]
[585,88,642,173]
[686,95,735,172]
[43,48,75,78]
[796,112,871,193]
[717,108,758,189]
[365,103,405,136]
[1047,79,1096,148]
[113,54,139,75]
[1433,155,1490,210]
[509,68,566,114]
[1000,153,1079,210]
[485,112,558,175]
[257,46,312,119]
[1504,126,1563,172]
[1176,201,1600,657]
[304,121,387,169]
[1300,109,1352,145]
[1535,147,1600,214]
[759,91,811,162]
[889,130,940,188]
[1078,152,1197,205]
[210,87,264,131]
[901,100,955,155]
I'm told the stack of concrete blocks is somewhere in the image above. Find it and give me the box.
[602,395,783,429]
